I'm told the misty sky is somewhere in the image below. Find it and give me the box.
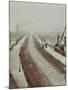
[9,1,66,33]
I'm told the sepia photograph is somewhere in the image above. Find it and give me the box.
[9,1,66,89]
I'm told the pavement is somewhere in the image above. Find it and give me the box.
[9,36,28,88]
[9,34,66,88]
[28,35,65,86]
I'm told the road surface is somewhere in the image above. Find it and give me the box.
[9,34,66,88]
[28,35,65,86]
[9,36,28,88]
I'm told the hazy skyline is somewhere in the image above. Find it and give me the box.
[9,1,66,33]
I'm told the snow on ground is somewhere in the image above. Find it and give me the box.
[35,35,66,65]
[9,36,28,88]
[28,35,65,85]
[9,39,16,49]
[45,47,65,65]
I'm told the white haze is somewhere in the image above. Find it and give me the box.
[9,1,66,33]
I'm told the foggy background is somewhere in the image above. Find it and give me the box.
[9,1,66,33]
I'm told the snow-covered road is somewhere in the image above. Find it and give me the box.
[35,35,66,65]
[9,34,66,88]
[9,36,28,88]
[28,35,65,85]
